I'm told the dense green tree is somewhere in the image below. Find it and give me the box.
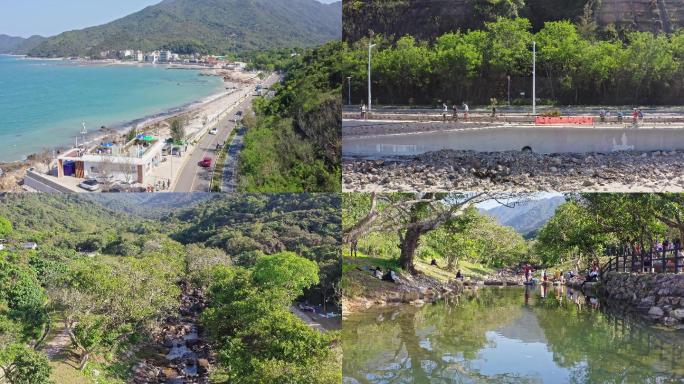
[0,216,12,238]
[252,252,320,299]
[0,345,52,384]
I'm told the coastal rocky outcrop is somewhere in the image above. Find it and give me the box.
[343,149,684,192]
[603,272,684,328]
[132,282,213,384]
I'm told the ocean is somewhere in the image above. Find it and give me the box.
[0,55,224,162]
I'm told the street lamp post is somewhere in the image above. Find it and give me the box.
[347,76,352,106]
[507,75,511,106]
[368,40,376,113]
[532,41,537,117]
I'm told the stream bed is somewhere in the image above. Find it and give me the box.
[133,282,213,383]
[343,285,684,383]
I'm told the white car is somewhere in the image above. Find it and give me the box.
[78,179,100,192]
[209,127,218,135]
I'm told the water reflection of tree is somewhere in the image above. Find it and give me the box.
[343,289,528,383]
[532,289,684,383]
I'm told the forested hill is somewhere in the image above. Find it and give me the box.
[174,194,341,257]
[0,194,341,383]
[85,193,213,218]
[343,0,684,42]
[0,34,47,54]
[28,0,342,57]
[0,193,131,235]
[483,196,565,238]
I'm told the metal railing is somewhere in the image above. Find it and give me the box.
[601,245,684,276]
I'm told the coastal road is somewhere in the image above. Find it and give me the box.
[173,74,278,192]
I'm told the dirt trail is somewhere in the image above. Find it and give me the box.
[42,327,71,360]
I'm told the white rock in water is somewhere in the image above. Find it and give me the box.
[673,308,684,320]
[648,306,664,318]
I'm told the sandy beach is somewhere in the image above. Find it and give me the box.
[0,68,262,192]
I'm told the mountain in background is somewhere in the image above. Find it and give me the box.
[28,0,342,58]
[85,193,215,219]
[0,34,47,54]
[482,196,565,239]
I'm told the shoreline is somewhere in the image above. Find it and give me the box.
[0,55,256,165]
[0,86,229,166]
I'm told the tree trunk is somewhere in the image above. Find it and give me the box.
[399,227,421,273]
[79,352,90,371]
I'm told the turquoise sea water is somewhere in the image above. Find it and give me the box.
[0,55,224,162]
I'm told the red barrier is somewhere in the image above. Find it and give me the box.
[535,116,594,125]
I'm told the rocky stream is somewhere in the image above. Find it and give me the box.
[132,282,213,383]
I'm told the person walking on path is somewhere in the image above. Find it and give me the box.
[361,103,367,120]
[632,108,639,127]
[463,103,469,121]
[452,104,459,121]
[442,103,448,122]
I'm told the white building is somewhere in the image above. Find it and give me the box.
[21,242,38,250]
[145,51,160,63]
[56,139,165,185]
[159,50,173,63]
[133,51,144,62]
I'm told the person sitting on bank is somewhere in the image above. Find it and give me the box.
[431,258,438,266]
[456,269,463,280]
[382,269,398,283]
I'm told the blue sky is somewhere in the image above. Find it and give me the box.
[1,0,339,37]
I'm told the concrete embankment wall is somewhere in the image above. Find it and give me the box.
[343,125,684,156]
[23,170,77,193]
[603,272,684,328]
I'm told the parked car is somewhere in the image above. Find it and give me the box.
[209,127,218,135]
[231,110,244,122]
[78,179,100,192]
[199,157,213,168]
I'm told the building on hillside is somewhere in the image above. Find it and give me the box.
[133,51,144,62]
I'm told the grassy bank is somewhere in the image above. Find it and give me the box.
[342,249,494,300]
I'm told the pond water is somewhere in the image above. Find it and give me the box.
[343,286,684,384]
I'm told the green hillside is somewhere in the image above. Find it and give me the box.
[29,0,342,58]
[0,193,341,383]
[0,34,47,54]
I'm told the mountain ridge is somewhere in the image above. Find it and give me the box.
[482,196,565,238]
[0,34,47,54]
[26,0,342,57]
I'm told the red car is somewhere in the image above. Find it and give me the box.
[199,157,213,168]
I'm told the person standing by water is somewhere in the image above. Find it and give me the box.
[463,103,469,120]
[361,103,367,120]
[442,103,448,122]
[452,104,458,121]
[523,264,531,283]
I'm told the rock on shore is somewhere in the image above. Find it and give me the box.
[343,149,684,192]
[603,272,684,328]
